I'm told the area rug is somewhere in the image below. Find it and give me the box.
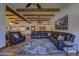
[17,39,64,56]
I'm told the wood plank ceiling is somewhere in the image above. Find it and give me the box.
[6,4,61,23]
[6,5,31,23]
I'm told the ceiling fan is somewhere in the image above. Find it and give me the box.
[26,3,42,9]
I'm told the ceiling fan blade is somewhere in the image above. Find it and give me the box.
[26,3,31,7]
[36,3,42,9]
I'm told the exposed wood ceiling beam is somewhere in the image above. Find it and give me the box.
[6,14,55,17]
[27,18,50,19]
[23,14,55,16]
[15,19,50,22]
[16,8,60,12]
[6,5,31,24]
[9,18,50,21]
[9,18,50,20]
[6,14,15,16]
[9,17,50,19]
[29,19,50,21]
[15,20,24,21]
[9,18,20,19]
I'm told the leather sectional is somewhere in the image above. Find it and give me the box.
[31,31,75,50]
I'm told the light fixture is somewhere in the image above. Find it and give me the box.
[9,22,15,25]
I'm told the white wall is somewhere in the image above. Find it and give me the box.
[0,4,6,48]
[50,4,79,49]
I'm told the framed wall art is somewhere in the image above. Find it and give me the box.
[55,15,68,30]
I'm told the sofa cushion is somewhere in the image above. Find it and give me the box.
[13,33,19,38]
[67,34,71,41]
[69,34,75,42]
[63,47,77,53]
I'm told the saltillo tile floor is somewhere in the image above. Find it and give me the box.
[0,40,27,56]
